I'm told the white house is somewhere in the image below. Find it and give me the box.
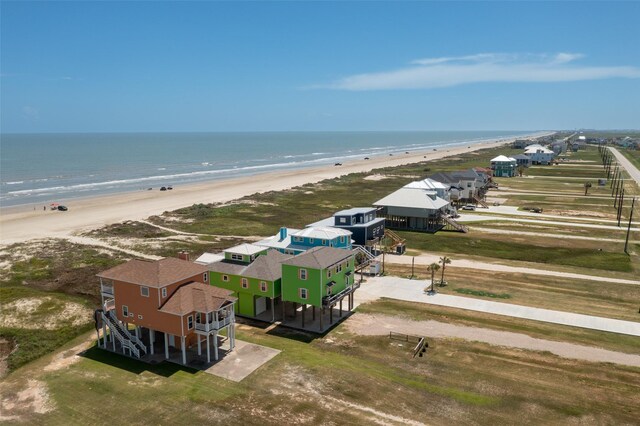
[524,146,555,165]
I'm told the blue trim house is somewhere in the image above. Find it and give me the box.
[255,226,353,255]
[308,207,385,247]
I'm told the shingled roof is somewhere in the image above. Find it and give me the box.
[282,246,354,269]
[208,250,291,282]
[97,258,208,288]
[159,283,236,315]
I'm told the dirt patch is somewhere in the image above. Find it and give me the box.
[545,209,609,218]
[363,174,389,181]
[43,334,94,372]
[0,297,92,330]
[0,379,55,421]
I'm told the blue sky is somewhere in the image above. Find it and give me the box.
[1,1,639,133]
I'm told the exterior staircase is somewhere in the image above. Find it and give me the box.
[382,229,407,254]
[354,246,377,272]
[473,196,490,208]
[443,216,469,233]
[97,309,147,358]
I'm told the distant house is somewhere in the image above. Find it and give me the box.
[550,141,566,155]
[524,145,555,165]
[428,169,488,203]
[96,257,237,365]
[255,226,352,255]
[512,154,532,168]
[490,155,517,177]
[374,186,450,232]
[280,246,357,330]
[206,244,291,322]
[307,207,385,247]
[617,137,639,148]
[513,139,535,149]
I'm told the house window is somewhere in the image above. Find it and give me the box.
[203,272,208,282]
[339,217,346,224]
[260,281,267,292]
[222,275,229,282]
[241,278,249,289]
[187,315,193,330]
[138,314,143,320]
[231,254,243,261]
[322,239,326,245]
[299,288,308,300]
[140,286,149,297]
[309,238,314,244]
[122,305,129,317]
[162,287,167,298]
[196,313,201,323]
[340,236,345,243]
[327,269,332,278]
[299,269,307,280]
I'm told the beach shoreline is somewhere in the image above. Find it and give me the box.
[0,133,550,245]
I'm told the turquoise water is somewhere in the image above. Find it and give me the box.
[0,131,532,207]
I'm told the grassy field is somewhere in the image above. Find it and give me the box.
[357,298,640,355]
[1,319,639,424]
[382,264,640,322]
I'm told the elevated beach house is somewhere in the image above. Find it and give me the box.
[374,185,451,232]
[428,169,490,205]
[307,207,385,248]
[524,144,555,165]
[255,226,352,255]
[205,243,291,322]
[490,155,517,177]
[511,154,532,168]
[280,246,357,330]
[96,257,237,365]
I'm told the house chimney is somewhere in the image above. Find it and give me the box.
[178,251,190,261]
[279,227,287,241]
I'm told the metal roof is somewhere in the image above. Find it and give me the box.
[224,243,266,256]
[404,178,448,190]
[194,252,225,265]
[374,187,450,210]
[292,226,352,239]
[491,155,517,162]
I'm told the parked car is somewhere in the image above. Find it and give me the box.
[57,205,68,211]
[364,157,370,160]
[160,186,167,191]
[461,205,476,211]
[334,162,342,166]
[167,186,173,190]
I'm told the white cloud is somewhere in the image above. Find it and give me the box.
[317,53,640,91]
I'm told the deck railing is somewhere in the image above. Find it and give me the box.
[195,315,233,332]
[101,283,114,295]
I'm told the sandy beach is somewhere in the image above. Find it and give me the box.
[0,134,548,245]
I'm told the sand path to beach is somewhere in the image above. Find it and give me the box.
[1,135,548,245]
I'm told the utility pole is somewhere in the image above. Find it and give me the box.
[617,189,624,227]
[624,197,635,255]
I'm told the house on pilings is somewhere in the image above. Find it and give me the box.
[95,257,237,367]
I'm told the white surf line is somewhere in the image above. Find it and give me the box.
[472,227,638,243]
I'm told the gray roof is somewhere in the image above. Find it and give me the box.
[374,187,450,211]
[334,207,376,216]
[282,246,354,270]
[208,250,292,282]
[243,250,292,281]
[512,154,530,160]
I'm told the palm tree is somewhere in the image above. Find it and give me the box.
[439,256,452,287]
[427,263,440,293]
[584,181,592,196]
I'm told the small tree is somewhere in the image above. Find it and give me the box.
[517,165,525,177]
[584,181,592,196]
[427,263,440,293]
[439,256,452,287]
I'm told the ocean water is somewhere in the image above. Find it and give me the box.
[0,131,532,207]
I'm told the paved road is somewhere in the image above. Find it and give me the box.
[383,253,640,286]
[356,276,640,336]
[609,146,640,185]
